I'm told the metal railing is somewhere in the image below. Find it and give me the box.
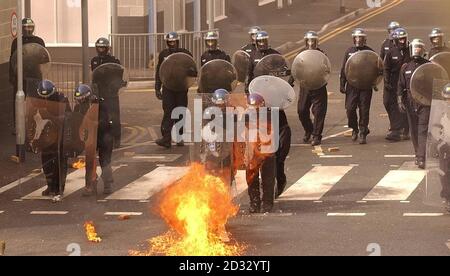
[110,30,218,80]
[47,62,83,103]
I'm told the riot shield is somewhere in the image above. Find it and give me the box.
[23,94,68,201]
[232,50,250,83]
[248,75,296,109]
[430,52,450,77]
[11,43,51,80]
[253,54,290,78]
[159,52,198,91]
[92,63,127,99]
[291,50,331,90]
[198,60,238,94]
[344,50,383,90]
[425,79,450,207]
[411,63,449,106]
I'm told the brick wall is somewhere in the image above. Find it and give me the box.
[118,0,147,17]
[0,0,16,64]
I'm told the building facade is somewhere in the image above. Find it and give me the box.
[0,0,17,98]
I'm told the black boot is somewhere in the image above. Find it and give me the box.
[311,136,322,146]
[303,132,312,144]
[352,130,359,142]
[156,138,171,149]
[359,133,367,145]
[249,201,261,214]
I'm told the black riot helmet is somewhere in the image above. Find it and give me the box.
[37,80,56,99]
[95,37,111,57]
[165,32,180,50]
[393,28,408,49]
[249,26,262,44]
[255,31,270,51]
[352,28,367,48]
[304,31,319,50]
[22,18,35,37]
[387,21,400,35]
[429,28,445,48]
[204,31,219,51]
[410,38,426,59]
[74,84,92,104]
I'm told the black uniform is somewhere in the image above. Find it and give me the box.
[340,45,375,136]
[155,48,193,142]
[429,45,450,58]
[384,46,410,135]
[91,54,122,148]
[9,35,46,125]
[380,37,395,61]
[289,48,328,141]
[200,49,230,67]
[247,47,290,205]
[398,57,430,162]
[31,91,70,195]
[241,43,257,56]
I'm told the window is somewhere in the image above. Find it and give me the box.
[214,0,226,21]
[31,0,110,46]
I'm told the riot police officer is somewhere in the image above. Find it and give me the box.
[241,26,262,56]
[72,85,102,197]
[436,83,450,211]
[380,21,400,60]
[384,28,410,142]
[246,93,276,213]
[429,28,450,58]
[155,32,193,148]
[340,28,376,145]
[289,31,328,146]
[200,31,231,66]
[9,18,46,131]
[398,39,430,169]
[35,80,69,198]
[91,37,122,149]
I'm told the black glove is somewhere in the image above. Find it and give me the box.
[398,96,406,113]
[156,89,163,100]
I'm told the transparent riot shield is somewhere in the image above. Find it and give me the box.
[430,52,450,82]
[411,63,449,106]
[253,54,290,78]
[344,50,383,90]
[232,50,250,83]
[159,52,198,91]
[291,49,331,90]
[198,60,238,94]
[248,75,296,109]
[426,79,450,207]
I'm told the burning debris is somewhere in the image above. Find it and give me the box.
[84,221,102,243]
[130,164,246,256]
[72,159,86,169]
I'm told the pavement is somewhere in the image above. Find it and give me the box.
[1,0,450,256]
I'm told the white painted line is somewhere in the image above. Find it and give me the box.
[357,200,367,204]
[139,200,150,203]
[0,171,42,195]
[350,164,360,167]
[327,213,366,217]
[385,155,416,158]
[104,212,143,216]
[13,199,23,202]
[0,211,4,214]
[279,166,353,201]
[363,170,425,201]
[232,170,248,198]
[322,130,352,141]
[106,167,189,201]
[147,127,159,141]
[320,155,353,158]
[30,211,68,215]
[403,213,445,217]
[446,240,450,251]
[22,166,125,200]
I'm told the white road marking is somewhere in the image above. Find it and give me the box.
[279,166,353,201]
[30,211,68,215]
[147,127,159,141]
[357,201,367,204]
[403,213,445,217]
[319,155,353,158]
[106,167,189,201]
[327,213,366,217]
[0,171,42,195]
[385,155,416,158]
[363,170,425,201]
[322,130,353,141]
[104,212,143,216]
[446,240,450,251]
[22,166,125,200]
[12,199,23,202]
[0,211,4,214]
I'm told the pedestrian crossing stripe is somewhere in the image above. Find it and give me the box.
[21,165,126,201]
[363,170,425,201]
[279,166,354,201]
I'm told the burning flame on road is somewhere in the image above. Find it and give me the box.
[72,159,86,169]
[130,164,245,256]
[84,221,102,243]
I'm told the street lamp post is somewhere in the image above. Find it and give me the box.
[81,0,89,83]
[15,0,25,162]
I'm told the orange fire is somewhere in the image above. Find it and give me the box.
[72,159,86,169]
[130,164,245,256]
[84,221,102,243]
